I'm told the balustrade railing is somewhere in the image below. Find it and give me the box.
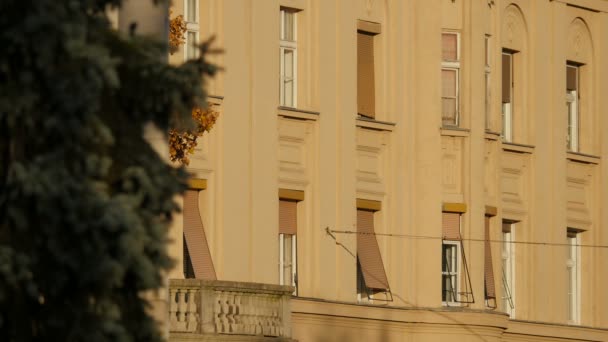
[169,279,293,338]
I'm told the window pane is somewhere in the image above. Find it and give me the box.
[442,69,457,97]
[485,73,491,130]
[502,53,512,103]
[442,98,457,126]
[283,235,293,285]
[282,49,294,107]
[442,33,458,61]
[566,65,578,91]
[187,31,198,59]
[187,0,197,22]
[282,11,295,41]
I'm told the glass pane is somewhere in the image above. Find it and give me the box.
[187,0,197,22]
[485,73,491,129]
[442,275,451,301]
[442,33,458,61]
[282,11,295,41]
[283,235,293,285]
[485,36,490,67]
[442,98,457,126]
[187,31,198,59]
[282,49,294,107]
[442,69,457,97]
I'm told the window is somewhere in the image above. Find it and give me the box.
[566,64,580,152]
[441,212,474,305]
[501,51,514,142]
[356,205,390,301]
[184,0,199,60]
[484,215,496,307]
[280,9,297,108]
[502,221,515,317]
[442,32,460,127]
[442,241,460,304]
[182,189,216,280]
[485,35,492,130]
[567,229,581,324]
[357,30,376,119]
[279,199,298,294]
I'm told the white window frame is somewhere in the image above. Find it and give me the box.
[442,240,461,306]
[485,35,492,131]
[280,9,297,108]
[566,64,579,152]
[184,0,200,61]
[441,31,460,127]
[567,231,581,324]
[502,51,514,143]
[502,223,515,317]
[279,233,297,295]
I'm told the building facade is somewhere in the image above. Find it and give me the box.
[167,0,608,341]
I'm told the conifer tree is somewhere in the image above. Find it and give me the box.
[0,0,214,340]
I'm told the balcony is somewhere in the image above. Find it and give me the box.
[169,279,295,342]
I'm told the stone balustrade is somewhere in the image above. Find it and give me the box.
[169,279,293,338]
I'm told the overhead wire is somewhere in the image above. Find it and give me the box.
[327,228,608,249]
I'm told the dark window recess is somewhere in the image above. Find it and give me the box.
[183,235,195,279]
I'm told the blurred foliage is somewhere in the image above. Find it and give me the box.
[169,105,218,165]
[169,10,187,55]
[0,0,215,340]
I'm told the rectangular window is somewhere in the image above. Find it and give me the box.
[441,212,473,305]
[442,32,460,127]
[484,216,496,306]
[182,190,216,280]
[280,9,297,107]
[567,229,580,324]
[279,199,298,294]
[356,207,390,301]
[442,241,460,304]
[566,64,579,152]
[485,35,492,131]
[184,0,199,60]
[502,51,514,142]
[502,221,515,317]
[357,31,376,119]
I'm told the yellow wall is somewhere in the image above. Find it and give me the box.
[169,0,608,340]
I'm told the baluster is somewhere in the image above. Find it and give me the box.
[186,288,198,332]
[169,287,178,331]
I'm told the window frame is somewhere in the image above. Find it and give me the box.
[485,35,492,131]
[566,63,580,152]
[280,8,298,108]
[502,50,514,142]
[442,240,461,306]
[184,0,200,61]
[279,233,298,295]
[502,221,515,317]
[566,230,581,324]
[441,31,461,127]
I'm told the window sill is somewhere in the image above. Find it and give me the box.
[567,152,600,164]
[484,131,501,141]
[502,142,534,154]
[356,117,395,131]
[278,106,320,121]
[441,127,470,137]
[207,94,224,106]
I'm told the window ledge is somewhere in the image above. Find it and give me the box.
[208,94,224,106]
[484,131,501,141]
[278,106,320,121]
[441,127,470,137]
[356,117,395,131]
[502,142,534,154]
[567,152,600,164]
